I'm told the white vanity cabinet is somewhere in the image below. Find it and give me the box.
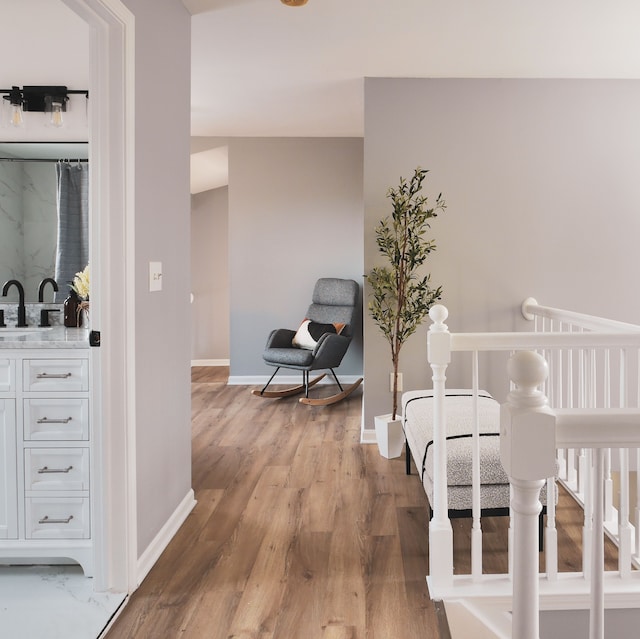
[0,398,18,540]
[0,359,17,540]
[0,349,93,576]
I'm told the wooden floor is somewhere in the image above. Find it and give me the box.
[104,367,615,639]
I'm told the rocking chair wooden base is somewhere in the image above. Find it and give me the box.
[250,373,326,399]
[298,377,363,406]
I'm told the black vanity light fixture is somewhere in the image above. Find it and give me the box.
[1,86,89,128]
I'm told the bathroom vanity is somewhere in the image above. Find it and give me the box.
[0,327,93,576]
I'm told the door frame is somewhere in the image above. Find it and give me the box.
[61,0,136,593]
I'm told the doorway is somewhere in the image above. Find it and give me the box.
[0,0,133,636]
[62,0,136,596]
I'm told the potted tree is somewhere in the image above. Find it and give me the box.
[367,167,446,458]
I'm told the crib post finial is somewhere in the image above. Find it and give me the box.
[502,350,556,487]
[429,304,449,332]
[428,304,451,367]
[501,350,557,639]
[507,349,549,408]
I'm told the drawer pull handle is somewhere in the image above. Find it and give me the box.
[37,465,74,474]
[38,515,74,524]
[36,372,72,379]
[36,416,73,424]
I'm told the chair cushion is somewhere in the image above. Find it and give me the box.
[292,319,345,350]
[263,346,315,367]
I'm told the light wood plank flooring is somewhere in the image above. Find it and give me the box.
[104,368,614,639]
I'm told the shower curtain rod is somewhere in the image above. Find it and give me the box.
[0,157,88,163]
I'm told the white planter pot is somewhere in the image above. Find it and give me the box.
[374,414,404,459]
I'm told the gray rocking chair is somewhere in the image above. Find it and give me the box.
[251,278,363,406]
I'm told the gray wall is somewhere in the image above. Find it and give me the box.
[228,137,364,381]
[191,186,230,361]
[364,78,640,431]
[122,0,193,555]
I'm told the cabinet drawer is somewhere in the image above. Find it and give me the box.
[25,497,90,539]
[24,399,89,441]
[23,359,88,392]
[0,359,15,393]
[24,448,89,491]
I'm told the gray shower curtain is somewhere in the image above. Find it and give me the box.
[54,161,89,302]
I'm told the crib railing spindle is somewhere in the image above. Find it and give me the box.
[471,350,482,581]
[590,448,605,639]
[618,447,633,577]
[545,475,558,581]
[604,350,614,524]
[426,305,454,590]
[582,448,593,579]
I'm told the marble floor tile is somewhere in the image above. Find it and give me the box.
[0,565,125,639]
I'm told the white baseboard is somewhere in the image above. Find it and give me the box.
[360,428,377,444]
[136,489,197,587]
[227,374,363,386]
[191,359,229,367]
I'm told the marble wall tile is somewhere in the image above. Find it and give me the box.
[0,302,64,327]
[0,161,24,285]
[0,161,57,302]
[22,163,58,296]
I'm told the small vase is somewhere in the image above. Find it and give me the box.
[374,414,405,459]
[63,290,80,327]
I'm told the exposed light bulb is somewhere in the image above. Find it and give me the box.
[4,86,24,128]
[49,100,64,127]
[9,102,24,127]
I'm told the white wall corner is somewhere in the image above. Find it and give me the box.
[360,428,377,444]
[136,489,196,587]
[191,359,230,367]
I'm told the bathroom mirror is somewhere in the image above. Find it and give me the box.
[0,141,88,302]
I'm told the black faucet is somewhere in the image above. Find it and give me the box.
[1,279,27,327]
[39,308,60,327]
[38,277,59,302]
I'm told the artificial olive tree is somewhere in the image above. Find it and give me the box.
[367,167,446,420]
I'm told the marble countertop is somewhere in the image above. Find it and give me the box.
[0,326,90,349]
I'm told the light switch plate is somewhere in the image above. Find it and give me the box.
[149,261,162,292]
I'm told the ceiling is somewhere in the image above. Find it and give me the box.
[4,1,640,190]
[1,2,88,97]
[186,0,640,138]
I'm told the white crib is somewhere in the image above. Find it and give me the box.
[419,298,640,639]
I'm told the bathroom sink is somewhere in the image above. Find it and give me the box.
[0,327,53,337]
